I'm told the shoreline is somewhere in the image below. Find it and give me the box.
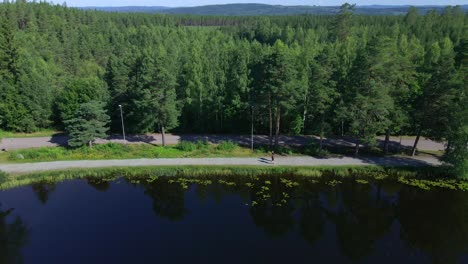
[0,165,465,192]
[0,156,441,174]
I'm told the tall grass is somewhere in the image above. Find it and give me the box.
[0,170,7,183]
[216,141,237,152]
[176,140,209,151]
[4,142,268,163]
[0,129,62,140]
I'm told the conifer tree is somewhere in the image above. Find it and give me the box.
[65,101,110,148]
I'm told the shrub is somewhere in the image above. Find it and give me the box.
[195,140,209,149]
[304,141,330,156]
[0,170,8,184]
[176,141,198,151]
[276,145,293,155]
[217,141,237,152]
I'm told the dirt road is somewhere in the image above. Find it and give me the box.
[0,134,445,152]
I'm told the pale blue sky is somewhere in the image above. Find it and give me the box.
[66,0,468,7]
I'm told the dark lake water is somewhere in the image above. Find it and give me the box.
[0,175,467,264]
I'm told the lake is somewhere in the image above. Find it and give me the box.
[0,174,467,264]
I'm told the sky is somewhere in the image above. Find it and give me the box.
[65,0,468,7]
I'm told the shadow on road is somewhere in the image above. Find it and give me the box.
[355,155,438,167]
[109,134,157,145]
[258,157,273,165]
[48,135,68,147]
[178,134,311,147]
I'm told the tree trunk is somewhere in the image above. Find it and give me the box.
[411,128,422,156]
[319,134,323,155]
[274,107,281,148]
[383,129,390,154]
[268,92,273,148]
[88,140,93,148]
[161,126,166,147]
[354,139,360,156]
[341,120,344,137]
[302,93,308,134]
[446,140,452,153]
[199,90,203,133]
[319,117,324,154]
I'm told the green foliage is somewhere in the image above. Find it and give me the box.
[0,170,8,184]
[0,2,465,171]
[0,129,60,140]
[305,141,330,156]
[176,141,197,152]
[65,101,110,148]
[90,4,467,16]
[123,46,180,134]
[216,141,237,152]
[176,141,210,152]
[57,78,109,126]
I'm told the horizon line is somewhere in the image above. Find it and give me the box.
[71,3,468,8]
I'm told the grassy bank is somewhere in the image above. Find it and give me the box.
[0,165,465,191]
[0,141,283,163]
[0,129,62,140]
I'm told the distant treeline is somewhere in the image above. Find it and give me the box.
[80,3,468,16]
[0,2,466,170]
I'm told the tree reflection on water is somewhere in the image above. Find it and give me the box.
[86,175,468,263]
[0,204,29,264]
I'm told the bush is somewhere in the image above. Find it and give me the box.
[176,140,210,152]
[217,141,237,152]
[195,140,209,149]
[305,141,330,156]
[275,145,293,155]
[0,170,8,184]
[176,141,198,151]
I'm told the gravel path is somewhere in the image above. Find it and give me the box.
[0,134,445,151]
[0,156,441,174]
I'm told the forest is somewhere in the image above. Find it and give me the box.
[0,2,466,171]
[84,4,468,16]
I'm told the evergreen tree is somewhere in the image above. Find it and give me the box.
[65,101,110,148]
[307,47,338,153]
[56,77,109,126]
[263,40,298,148]
[411,38,459,156]
[129,46,180,146]
[442,37,467,176]
[345,45,392,155]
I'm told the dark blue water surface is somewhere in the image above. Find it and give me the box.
[0,175,467,264]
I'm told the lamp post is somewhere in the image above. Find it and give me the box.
[118,105,126,143]
[251,105,254,151]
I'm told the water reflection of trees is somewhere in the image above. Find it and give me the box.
[398,188,468,264]
[116,176,468,262]
[250,204,295,238]
[31,182,56,204]
[143,180,188,221]
[0,204,29,264]
[298,193,324,245]
[86,178,111,192]
[324,181,396,261]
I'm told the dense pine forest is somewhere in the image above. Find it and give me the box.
[0,2,467,170]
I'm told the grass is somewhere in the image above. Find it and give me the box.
[0,141,277,163]
[0,129,63,140]
[0,165,465,191]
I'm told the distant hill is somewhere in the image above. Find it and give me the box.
[80,6,170,13]
[79,3,468,16]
